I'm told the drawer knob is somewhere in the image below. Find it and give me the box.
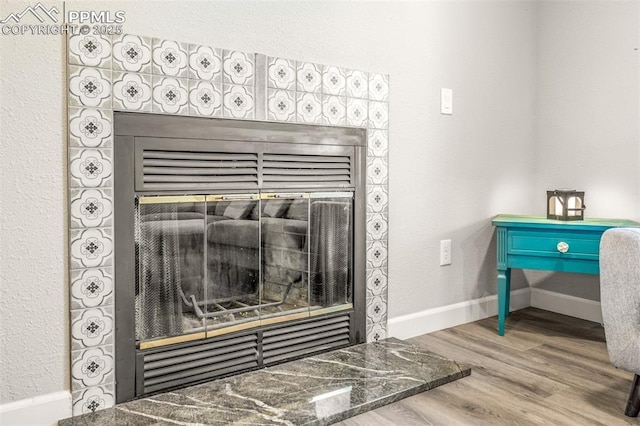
[557,241,569,253]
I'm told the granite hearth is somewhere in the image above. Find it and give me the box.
[60,339,470,425]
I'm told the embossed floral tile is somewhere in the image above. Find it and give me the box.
[68,34,112,68]
[112,72,153,112]
[189,80,222,117]
[222,50,254,86]
[112,34,152,73]
[152,39,189,77]
[189,44,222,81]
[322,95,346,126]
[297,62,323,93]
[69,66,112,109]
[268,89,296,122]
[71,268,113,310]
[268,57,296,90]
[71,307,114,351]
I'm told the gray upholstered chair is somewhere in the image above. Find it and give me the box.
[600,227,640,417]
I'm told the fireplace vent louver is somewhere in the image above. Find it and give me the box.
[262,154,352,188]
[262,314,351,365]
[142,334,259,394]
[140,149,259,191]
[137,313,351,396]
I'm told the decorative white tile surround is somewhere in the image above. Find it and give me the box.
[67,33,389,415]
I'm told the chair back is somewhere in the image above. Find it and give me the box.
[599,227,640,374]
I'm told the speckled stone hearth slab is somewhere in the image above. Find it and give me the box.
[59,338,470,425]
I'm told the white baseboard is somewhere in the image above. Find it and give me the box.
[530,287,602,323]
[0,391,71,426]
[388,288,531,340]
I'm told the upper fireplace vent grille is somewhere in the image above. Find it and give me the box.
[135,138,355,192]
[141,150,259,191]
[262,154,351,188]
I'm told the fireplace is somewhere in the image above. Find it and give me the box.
[66,32,389,414]
[113,112,366,401]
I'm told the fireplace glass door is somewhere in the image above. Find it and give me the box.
[135,192,353,346]
[135,196,207,342]
[260,194,310,322]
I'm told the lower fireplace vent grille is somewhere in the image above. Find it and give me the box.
[138,312,353,396]
[263,314,351,365]
[142,334,259,394]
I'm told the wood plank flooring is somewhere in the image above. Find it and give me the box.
[337,308,639,425]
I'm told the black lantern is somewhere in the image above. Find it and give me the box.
[546,189,586,221]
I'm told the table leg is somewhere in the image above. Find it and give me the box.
[497,268,511,336]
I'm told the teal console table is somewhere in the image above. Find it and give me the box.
[491,214,639,336]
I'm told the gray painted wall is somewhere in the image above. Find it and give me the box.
[0,0,637,406]
[532,0,640,299]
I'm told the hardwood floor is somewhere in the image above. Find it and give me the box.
[337,308,639,425]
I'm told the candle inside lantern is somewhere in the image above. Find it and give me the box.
[568,196,578,216]
[555,197,563,215]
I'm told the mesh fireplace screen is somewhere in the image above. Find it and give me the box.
[135,198,205,342]
[310,199,352,308]
[134,193,353,344]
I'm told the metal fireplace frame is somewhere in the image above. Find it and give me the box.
[114,112,367,402]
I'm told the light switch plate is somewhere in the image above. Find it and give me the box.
[441,88,452,115]
[440,239,452,265]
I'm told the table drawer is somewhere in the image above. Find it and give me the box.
[508,229,602,260]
